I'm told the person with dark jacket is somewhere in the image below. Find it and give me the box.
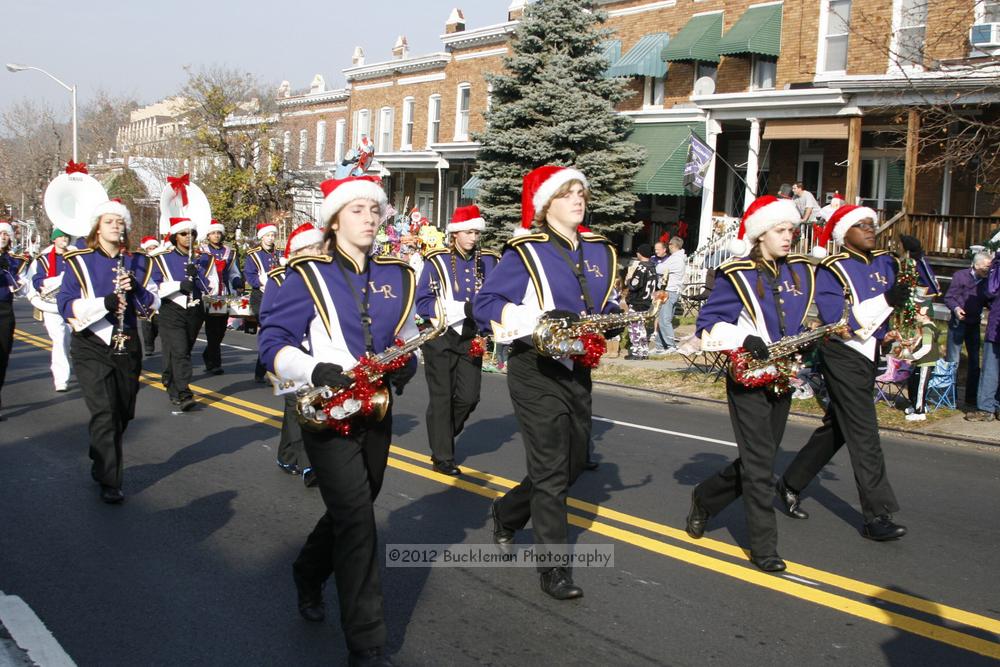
[945,252,991,406]
[624,244,657,360]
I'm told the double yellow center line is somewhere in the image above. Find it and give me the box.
[13,328,1000,659]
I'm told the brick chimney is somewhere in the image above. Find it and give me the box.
[352,46,365,67]
[446,8,466,34]
[392,35,409,59]
[508,0,526,21]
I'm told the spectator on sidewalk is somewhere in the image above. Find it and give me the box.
[792,182,820,223]
[967,253,1000,422]
[624,244,657,360]
[904,299,942,421]
[652,239,669,268]
[652,237,685,353]
[945,251,992,406]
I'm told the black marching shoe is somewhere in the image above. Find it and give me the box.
[584,458,599,471]
[686,491,710,539]
[751,554,787,573]
[293,571,325,623]
[276,459,302,475]
[100,485,124,504]
[179,398,198,412]
[348,647,394,667]
[862,515,907,541]
[431,458,461,476]
[775,477,809,519]
[491,498,515,549]
[540,567,583,600]
[205,367,224,376]
[302,467,318,488]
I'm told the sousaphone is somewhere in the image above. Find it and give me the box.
[159,173,212,237]
[43,162,110,238]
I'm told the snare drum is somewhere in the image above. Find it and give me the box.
[202,294,229,316]
[227,294,253,318]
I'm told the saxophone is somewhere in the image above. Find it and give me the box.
[532,294,665,364]
[885,250,920,360]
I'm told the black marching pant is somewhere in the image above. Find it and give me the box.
[159,301,204,403]
[202,314,227,371]
[71,330,142,489]
[496,345,591,571]
[694,377,791,558]
[140,314,158,354]
[783,339,899,522]
[0,301,13,406]
[278,392,308,469]
[250,289,266,380]
[422,326,483,463]
[293,408,392,652]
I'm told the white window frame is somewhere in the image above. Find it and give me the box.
[377,107,394,153]
[976,0,1000,23]
[454,83,472,141]
[750,55,777,90]
[426,94,442,147]
[282,130,291,166]
[334,119,346,164]
[694,61,718,85]
[889,0,928,72]
[486,83,494,113]
[354,109,370,146]
[816,0,852,76]
[298,129,307,169]
[643,76,665,108]
[401,97,415,151]
[315,120,327,165]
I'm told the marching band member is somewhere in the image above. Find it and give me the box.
[144,217,211,412]
[685,196,815,573]
[244,221,280,382]
[473,166,618,600]
[0,220,29,420]
[415,205,499,476]
[29,227,74,391]
[58,200,159,503]
[260,222,323,486]
[138,236,161,356]
[777,205,938,541]
[260,176,417,667]
[200,219,243,374]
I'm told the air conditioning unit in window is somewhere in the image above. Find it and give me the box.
[970,23,1000,48]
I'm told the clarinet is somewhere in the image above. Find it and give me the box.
[110,252,130,355]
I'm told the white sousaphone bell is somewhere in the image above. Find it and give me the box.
[158,173,212,237]
[43,163,111,238]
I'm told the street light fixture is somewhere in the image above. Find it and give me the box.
[5,63,78,163]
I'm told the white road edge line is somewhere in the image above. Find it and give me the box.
[593,416,737,448]
[0,592,76,667]
[194,338,254,352]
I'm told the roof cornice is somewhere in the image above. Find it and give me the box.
[344,53,452,81]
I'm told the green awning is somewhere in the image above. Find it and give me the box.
[607,33,670,78]
[661,12,723,63]
[461,175,480,200]
[628,123,705,196]
[601,40,622,65]
[717,3,783,57]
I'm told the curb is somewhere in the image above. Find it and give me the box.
[0,594,74,667]
[592,379,999,449]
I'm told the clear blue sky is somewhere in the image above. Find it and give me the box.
[2,1,510,115]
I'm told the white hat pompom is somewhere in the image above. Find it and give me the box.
[728,238,750,257]
[810,245,828,259]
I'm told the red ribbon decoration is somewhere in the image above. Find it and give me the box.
[167,173,191,207]
[65,161,88,175]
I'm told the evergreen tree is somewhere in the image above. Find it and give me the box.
[475,0,643,245]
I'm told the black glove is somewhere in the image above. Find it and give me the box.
[185,263,200,278]
[543,309,580,323]
[179,279,194,296]
[900,235,923,260]
[464,301,474,319]
[0,256,8,271]
[311,362,353,389]
[884,281,912,307]
[389,361,417,396]
[742,335,770,361]
[605,326,625,339]
[103,293,120,312]
[231,276,245,291]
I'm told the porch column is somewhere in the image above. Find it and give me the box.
[844,116,862,204]
[698,114,723,248]
[903,109,920,214]
[744,117,761,210]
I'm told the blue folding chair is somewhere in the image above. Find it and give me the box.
[925,359,958,411]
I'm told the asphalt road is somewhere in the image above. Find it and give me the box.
[1,303,999,666]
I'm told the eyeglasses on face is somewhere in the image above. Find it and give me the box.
[175,231,193,237]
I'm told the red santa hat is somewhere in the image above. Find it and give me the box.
[139,236,159,251]
[256,221,278,239]
[169,217,195,235]
[729,195,800,257]
[0,221,13,237]
[318,175,387,226]
[447,205,485,234]
[91,198,133,230]
[520,165,589,229]
[206,218,224,234]
[284,223,324,257]
[810,204,879,258]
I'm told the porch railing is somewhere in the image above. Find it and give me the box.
[880,214,1000,257]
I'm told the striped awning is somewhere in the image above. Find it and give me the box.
[717,3,783,57]
[607,33,671,78]
[461,175,480,200]
[661,12,723,63]
[628,123,705,196]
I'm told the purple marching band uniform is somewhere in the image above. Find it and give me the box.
[244,244,280,381]
[414,243,499,471]
[143,246,212,407]
[779,245,938,530]
[201,241,243,373]
[0,250,30,416]
[259,248,417,656]
[30,247,74,390]
[473,225,618,574]
[975,256,1000,416]
[691,253,816,566]
[58,246,160,490]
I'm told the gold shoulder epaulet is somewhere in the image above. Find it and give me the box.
[63,248,93,259]
[287,254,332,269]
[786,253,810,264]
[373,255,413,270]
[719,258,755,274]
[506,232,547,249]
[423,248,448,259]
[266,266,286,279]
[819,252,849,268]
[481,249,501,259]
[580,231,611,244]
[872,249,890,257]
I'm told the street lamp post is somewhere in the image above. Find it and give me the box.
[6,63,77,163]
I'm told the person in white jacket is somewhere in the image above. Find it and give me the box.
[29,228,73,391]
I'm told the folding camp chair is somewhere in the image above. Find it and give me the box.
[874,356,911,406]
[925,359,958,411]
